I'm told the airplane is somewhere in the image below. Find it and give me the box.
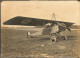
[3,14,74,42]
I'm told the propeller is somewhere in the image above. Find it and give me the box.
[66,27,71,32]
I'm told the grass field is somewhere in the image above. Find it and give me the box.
[1,28,80,58]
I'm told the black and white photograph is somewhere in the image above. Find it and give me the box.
[1,1,80,58]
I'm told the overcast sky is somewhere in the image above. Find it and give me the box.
[1,1,80,27]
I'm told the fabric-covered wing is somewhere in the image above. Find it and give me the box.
[3,16,74,27]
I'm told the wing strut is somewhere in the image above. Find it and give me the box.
[51,13,56,21]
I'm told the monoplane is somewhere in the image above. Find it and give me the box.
[3,13,74,42]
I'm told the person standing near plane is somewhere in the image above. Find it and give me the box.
[50,22,59,42]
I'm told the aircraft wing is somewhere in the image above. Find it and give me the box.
[3,16,74,27]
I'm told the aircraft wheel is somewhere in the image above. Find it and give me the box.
[50,36,56,43]
[63,36,67,40]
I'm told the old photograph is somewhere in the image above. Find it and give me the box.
[1,1,80,58]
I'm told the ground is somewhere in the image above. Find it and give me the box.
[1,28,80,58]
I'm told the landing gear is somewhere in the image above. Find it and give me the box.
[50,33,68,43]
[50,36,56,43]
[50,33,57,43]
